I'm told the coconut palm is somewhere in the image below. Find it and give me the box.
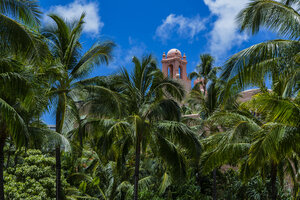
[188,82,219,200]
[188,79,240,134]
[0,5,52,194]
[242,92,300,199]
[0,55,32,200]
[0,51,73,200]
[202,78,300,200]
[222,0,300,90]
[41,13,115,199]
[188,54,220,94]
[187,77,240,200]
[241,63,300,199]
[218,2,300,197]
[83,55,201,200]
[206,109,299,199]
[18,74,71,153]
[0,0,49,61]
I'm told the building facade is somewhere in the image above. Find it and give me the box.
[161,48,191,92]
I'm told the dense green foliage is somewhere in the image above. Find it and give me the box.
[4,150,70,199]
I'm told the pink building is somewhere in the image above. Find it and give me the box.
[161,49,191,92]
[193,78,206,94]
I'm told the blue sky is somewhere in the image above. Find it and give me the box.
[40,0,278,124]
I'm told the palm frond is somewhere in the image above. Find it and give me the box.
[237,0,300,39]
[207,111,262,130]
[143,99,181,121]
[83,84,123,118]
[0,0,41,27]
[0,72,30,96]
[198,53,215,76]
[138,176,153,190]
[0,14,49,61]
[156,121,202,159]
[159,172,172,194]
[201,140,250,174]
[71,41,115,79]
[188,71,200,80]
[243,92,300,126]
[154,134,187,179]
[28,127,71,152]
[221,39,300,85]
[0,97,28,147]
[150,77,185,102]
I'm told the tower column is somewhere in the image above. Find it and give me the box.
[161,49,191,92]
[162,52,168,77]
[162,62,168,77]
[174,60,180,79]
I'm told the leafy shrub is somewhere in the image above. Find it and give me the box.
[4,149,69,200]
[220,169,292,200]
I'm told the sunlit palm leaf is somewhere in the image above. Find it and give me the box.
[0,0,41,27]
[237,0,300,39]
[222,40,300,84]
[0,98,28,147]
[71,41,115,79]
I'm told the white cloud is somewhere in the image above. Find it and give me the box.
[203,0,249,60]
[155,14,206,42]
[47,0,103,35]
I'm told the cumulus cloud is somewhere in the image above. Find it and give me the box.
[203,0,249,59]
[46,0,103,35]
[155,14,206,42]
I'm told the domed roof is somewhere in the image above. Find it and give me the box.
[167,48,182,58]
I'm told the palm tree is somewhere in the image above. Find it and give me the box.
[242,91,300,199]
[41,13,115,199]
[202,73,300,199]
[188,54,219,94]
[84,55,201,200]
[0,0,49,61]
[218,2,300,197]
[188,83,215,200]
[17,69,71,153]
[217,2,300,195]
[0,51,72,200]
[0,55,32,200]
[187,78,240,200]
[202,107,299,200]
[0,3,59,197]
[222,0,300,90]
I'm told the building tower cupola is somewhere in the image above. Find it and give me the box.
[167,48,182,58]
[161,48,191,91]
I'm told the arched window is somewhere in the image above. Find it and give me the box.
[168,65,173,78]
[178,66,182,79]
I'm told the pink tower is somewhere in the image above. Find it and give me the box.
[161,49,191,91]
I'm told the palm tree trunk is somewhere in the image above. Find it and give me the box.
[6,141,12,168]
[212,168,217,200]
[133,135,141,200]
[55,95,66,200]
[0,135,6,200]
[203,78,207,95]
[14,150,19,167]
[270,162,278,200]
[56,146,62,200]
